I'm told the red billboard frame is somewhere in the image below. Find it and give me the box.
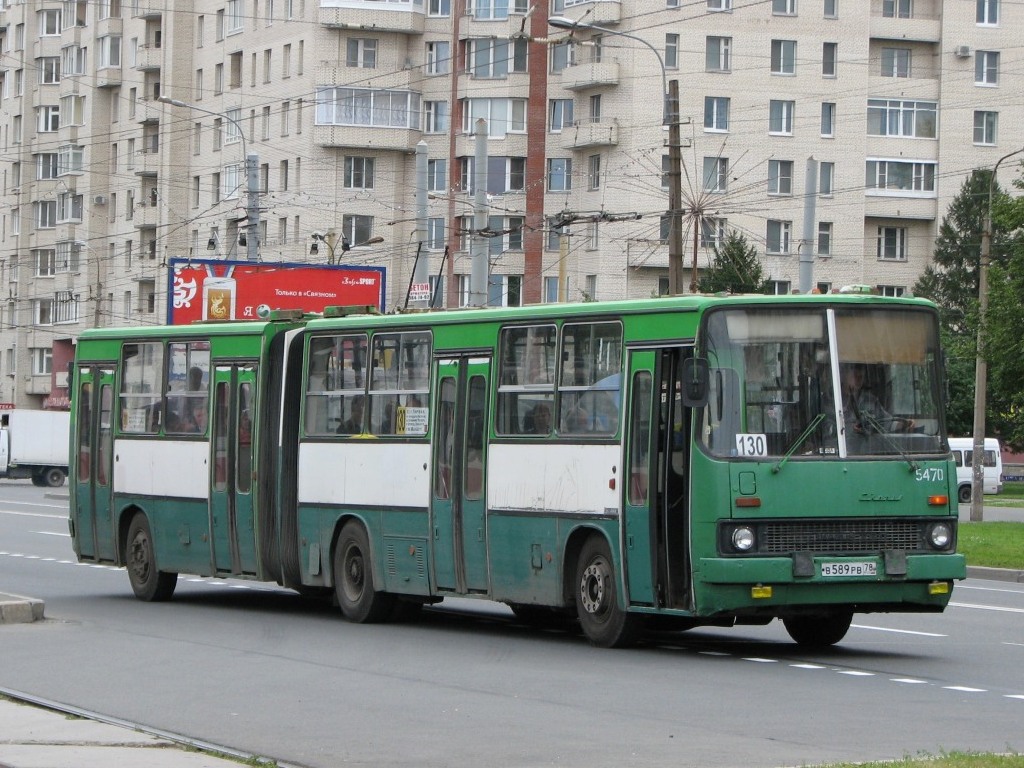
[166,259,387,325]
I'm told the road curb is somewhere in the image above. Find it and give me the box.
[0,593,44,625]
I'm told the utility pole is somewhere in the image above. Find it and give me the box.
[412,140,429,308]
[469,118,489,307]
[799,157,818,294]
[667,80,686,295]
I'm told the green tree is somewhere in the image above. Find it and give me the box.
[913,168,1015,443]
[697,230,770,294]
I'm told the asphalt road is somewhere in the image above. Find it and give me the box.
[2,480,1022,768]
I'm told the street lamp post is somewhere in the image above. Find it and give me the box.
[159,96,260,262]
[311,233,384,265]
[547,16,686,294]
[970,147,1024,522]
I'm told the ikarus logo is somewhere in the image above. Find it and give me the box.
[858,493,904,502]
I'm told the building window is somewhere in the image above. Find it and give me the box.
[703,157,728,192]
[342,214,374,245]
[550,40,573,73]
[877,226,907,260]
[769,100,795,135]
[820,102,836,137]
[819,161,835,196]
[707,0,732,9]
[547,158,572,191]
[867,99,936,138]
[706,36,732,72]
[817,222,833,256]
[461,99,527,137]
[700,218,727,248]
[427,159,447,191]
[766,220,792,254]
[975,51,999,85]
[426,41,450,75]
[704,96,730,131]
[428,0,451,16]
[974,110,997,145]
[466,38,527,78]
[34,299,54,325]
[39,9,61,36]
[316,88,422,129]
[226,0,243,33]
[346,38,377,69]
[768,159,794,195]
[57,191,83,223]
[35,201,57,229]
[587,154,601,190]
[549,99,574,132]
[768,281,792,295]
[866,160,936,194]
[36,153,59,180]
[878,285,905,297]
[824,0,838,18]
[34,249,56,276]
[37,106,60,133]
[32,347,53,375]
[977,0,998,25]
[665,34,679,69]
[38,57,61,84]
[882,0,911,17]
[822,42,837,76]
[771,40,797,74]
[343,157,374,190]
[881,47,911,78]
[98,36,121,68]
[427,218,445,250]
[772,0,796,15]
[424,101,449,133]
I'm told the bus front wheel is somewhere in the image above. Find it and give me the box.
[334,521,394,623]
[958,485,972,504]
[574,536,638,648]
[782,611,852,647]
[125,514,177,602]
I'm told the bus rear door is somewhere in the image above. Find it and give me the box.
[210,363,259,575]
[72,366,116,562]
[431,355,491,595]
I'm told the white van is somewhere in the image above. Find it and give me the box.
[948,437,1004,504]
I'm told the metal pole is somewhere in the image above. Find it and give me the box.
[799,157,818,294]
[667,80,685,295]
[413,140,429,308]
[470,118,489,307]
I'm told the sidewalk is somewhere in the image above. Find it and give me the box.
[0,696,253,768]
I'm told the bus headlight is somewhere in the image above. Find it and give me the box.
[928,522,953,550]
[731,526,756,552]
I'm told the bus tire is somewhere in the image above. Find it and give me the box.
[334,521,394,623]
[44,467,66,487]
[574,535,638,648]
[958,485,972,504]
[782,611,852,647]
[125,514,178,602]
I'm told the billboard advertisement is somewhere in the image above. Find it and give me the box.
[167,259,386,325]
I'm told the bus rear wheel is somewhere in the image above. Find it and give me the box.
[334,521,394,623]
[782,611,852,647]
[125,513,177,602]
[574,536,638,648]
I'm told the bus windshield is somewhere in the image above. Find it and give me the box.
[698,306,945,459]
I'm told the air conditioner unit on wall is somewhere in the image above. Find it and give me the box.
[954,46,971,58]
[94,195,107,205]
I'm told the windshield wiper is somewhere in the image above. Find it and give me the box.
[855,412,919,472]
[772,412,826,474]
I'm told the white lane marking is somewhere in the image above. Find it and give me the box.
[698,651,730,657]
[791,663,826,669]
[944,686,987,693]
[891,678,928,684]
[743,657,778,663]
[949,601,1024,614]
[852,624,946,637]
[1005,695,1024,701]
[838,670,875,676]
[0,508,67,518]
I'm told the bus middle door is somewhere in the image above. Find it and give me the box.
[210,364,259,575]
[431,355,491,595]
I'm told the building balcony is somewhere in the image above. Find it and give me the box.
[135,99,161,124]
[131,0,163,19]
[867,74,939,100]
[134,149,160,176]
[460,12,534,39]
[864,194,936,221]
[553,0,621,26]
[319,2,424,34]
[95,65,122,88]
[317,63,421,91]
[455,74,530,102]
[134,44,162,72]
[132,202,162,229]
[869,8,940,41]
[313,124,419,151]
[559,118,619,149]
[559,58,619,90]
[453,132,529,159]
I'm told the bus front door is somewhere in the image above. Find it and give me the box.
[72,367,116,562]
[210,364,258,575]
[624,348,693,611]
[431,356,491,595]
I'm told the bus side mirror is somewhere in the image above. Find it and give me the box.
[681,358,709,408]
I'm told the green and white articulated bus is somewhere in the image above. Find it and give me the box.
[69,293,966,647]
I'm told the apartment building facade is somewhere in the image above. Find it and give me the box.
[0,0,1019,408]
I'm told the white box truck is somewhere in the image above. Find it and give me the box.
[0,409,71,487]
[948,437,1003,504]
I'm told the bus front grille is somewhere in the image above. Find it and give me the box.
[759,520,928,554]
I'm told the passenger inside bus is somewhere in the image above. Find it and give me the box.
[337,395,365,434]
[530,402,551,435]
